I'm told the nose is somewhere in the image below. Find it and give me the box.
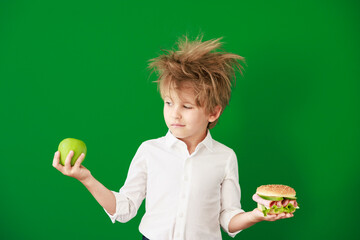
[171,106,181,119]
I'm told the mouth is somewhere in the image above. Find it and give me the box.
[171,124,185,127]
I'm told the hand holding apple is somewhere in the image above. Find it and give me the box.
[52,150,91,182]
[52,138,91,182]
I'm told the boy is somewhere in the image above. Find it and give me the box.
[52,34,293,240]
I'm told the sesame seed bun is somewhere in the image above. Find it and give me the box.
[256,184,296,198]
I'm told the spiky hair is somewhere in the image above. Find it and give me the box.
[147,33,246,129]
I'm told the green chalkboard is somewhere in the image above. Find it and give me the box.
[1,0,359,239]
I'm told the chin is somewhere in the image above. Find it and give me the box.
[169,128,186,137]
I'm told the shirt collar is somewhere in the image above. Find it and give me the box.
[164,128,214,152]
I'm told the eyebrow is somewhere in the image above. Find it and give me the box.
[182,101,195,105]
[164,96,195,105]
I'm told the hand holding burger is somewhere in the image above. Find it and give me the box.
[251,184,300,219]
[228,184,300,232]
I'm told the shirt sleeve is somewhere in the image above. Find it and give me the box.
[219,150,245,238]
[104,142,147,223]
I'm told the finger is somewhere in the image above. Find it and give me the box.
[52,151,60,167]
[269,213,284,221]
[266,214,278,221]
[52,151,64,171]
[279,213,290,220]
[278,214,286,220]
[64,150,73,171]
[74,153,86,167]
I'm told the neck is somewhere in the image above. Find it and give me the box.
[180,129,208,155]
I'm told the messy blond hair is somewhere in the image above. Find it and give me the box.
[147,33,246,129]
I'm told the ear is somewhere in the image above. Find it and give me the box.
[208,105,222,123]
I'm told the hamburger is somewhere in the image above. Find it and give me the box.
[252,184,300,216]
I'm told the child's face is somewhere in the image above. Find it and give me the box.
[163,84,219,147]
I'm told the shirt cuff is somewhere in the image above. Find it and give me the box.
[223,209,246,238]
[103,191,131,223]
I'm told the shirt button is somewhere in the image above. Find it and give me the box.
[179,213,184,217]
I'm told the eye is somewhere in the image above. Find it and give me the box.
[184,105,192,109]
[165,101,172,106]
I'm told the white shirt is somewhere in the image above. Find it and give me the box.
[104,129,245,240]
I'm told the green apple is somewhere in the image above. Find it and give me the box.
[58,138,87,166]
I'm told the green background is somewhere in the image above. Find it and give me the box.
[1,0,359,239]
